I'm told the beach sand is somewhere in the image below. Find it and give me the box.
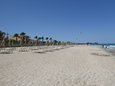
[0,46,115,86]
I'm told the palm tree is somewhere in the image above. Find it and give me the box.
[6,33,9,39]
[4,33,9,46]
[13,33,19,45]
[41,36,44,45]
[8,35,11,46]
[49,37,53,45]
[34,36,38,46]
[24,35,29,45]
[53,40,58,45]
[49,37,52,41]
[58,41,61,45]
[45,37,49,46]
[20,32,26,46]
[25,35,30,46]
[0,31,5,46]
[38,37,42,46]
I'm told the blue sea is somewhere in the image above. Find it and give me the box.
[98,44,115,55]
[99,43,115,51]
[107,44,115,50]
[105,44,115,55]
[95,43,115,50]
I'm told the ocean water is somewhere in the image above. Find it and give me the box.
[95,44,115,50]
[106,44,115,56]
[92,44,115,55]
[107,44,115,50]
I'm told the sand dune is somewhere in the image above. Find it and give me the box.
[0,46,115,86]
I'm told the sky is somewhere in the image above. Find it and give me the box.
[0,0,115,43]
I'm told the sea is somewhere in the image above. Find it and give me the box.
[106,44,115,56]
[93,43,115,55]
[105,44,115,50]
[100,43,115,55]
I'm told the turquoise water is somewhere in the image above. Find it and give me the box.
[97,43,115,50]
[103,44,115,50]
[108,45,115,50]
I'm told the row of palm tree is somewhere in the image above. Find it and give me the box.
[34,36,53,46]
[0,30,66,47]
[0,31,5,46]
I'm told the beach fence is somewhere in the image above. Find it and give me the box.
[0,48,14,54]
[0,45,74,54]
[30,45,67,52]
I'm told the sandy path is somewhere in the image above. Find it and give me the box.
[0,46,115,86]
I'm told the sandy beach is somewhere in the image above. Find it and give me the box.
[0,45,115,86]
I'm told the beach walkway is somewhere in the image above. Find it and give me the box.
[0,46,115,86]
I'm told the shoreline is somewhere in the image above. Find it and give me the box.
[104,48,115,56]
